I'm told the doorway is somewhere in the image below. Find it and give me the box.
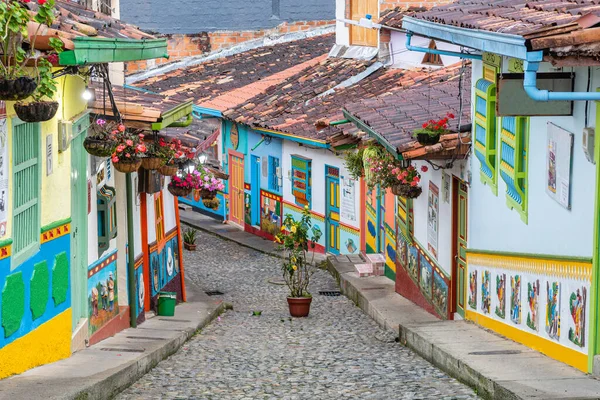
[325,166,340,254]
[251,155,260,226]
[229,152,244,226]
[349,0,378,47]
[451,176,468,318]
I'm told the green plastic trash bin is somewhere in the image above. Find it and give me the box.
[157,291,177,316]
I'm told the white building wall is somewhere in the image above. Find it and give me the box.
[335,0,350,46]
[468,59,597,258]
[390,31,461,69]
[163,179,177,232]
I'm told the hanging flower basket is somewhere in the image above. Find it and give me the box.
[200,189,217,200]
[0,77,37,101]
[393,184,422,199]
[141,156,165,171]
[158,164,178,176]
[113,159,142,173]
[14,101,59,122]
[168,184,192,197]
[84,137,117,157]
[415,132,440,146]
[202,197,220,210]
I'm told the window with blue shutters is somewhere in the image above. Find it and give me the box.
[473,72,498,195]
[291,155,311,208]
[500,116,529,223]
[268,155,280,192]
[12,121,41,266]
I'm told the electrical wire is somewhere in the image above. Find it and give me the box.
[585,67,591,127]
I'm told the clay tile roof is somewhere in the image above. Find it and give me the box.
[344,64,472,160]
[25,0,157,52]
[134,34,336,107]
[412,0,600,36]
[379,6,428,29]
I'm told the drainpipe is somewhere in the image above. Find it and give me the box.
[405,33,482,60]
[523,60,600,102]
[126,173,137,328]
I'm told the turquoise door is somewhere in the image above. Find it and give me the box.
[251,155,260,226]
[325,166,340,254]
[70,131,88,330]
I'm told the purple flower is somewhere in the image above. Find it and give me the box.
[96,119,106,126]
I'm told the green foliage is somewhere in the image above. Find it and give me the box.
[183,227,197,245]
[32,58,56,101]
[363,145,404,190]
[275,207,322,298]
[343,147,364,180]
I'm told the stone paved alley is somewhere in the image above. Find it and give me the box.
[117,230,478,399]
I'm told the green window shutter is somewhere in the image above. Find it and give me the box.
[499,116,529,223]
[291,155,311,208]
[12,122,41,266]
[474,77,498,195]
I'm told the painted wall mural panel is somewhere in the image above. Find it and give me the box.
[87,251,118,337]
[148,230,181,311]
[260,190,282,237]
[466,252,591,372]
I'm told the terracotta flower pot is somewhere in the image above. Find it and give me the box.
[113,159,142,173]
[84,137,117,157]
[415,132,441,146]
[168,185,192,197]
[184,242,196,251]
[141,156,166,171]
[287,297,312,318]
[158,164,178,176]
[0,77,37,101]
[201,189,217,200]
[14,101,59,122]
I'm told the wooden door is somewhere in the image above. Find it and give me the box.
[452,177,468,317]
[70,132,88,330]
[325,166,340,254]
[350,0,378,47]
[229,153,244,226]
[251,155,260,226]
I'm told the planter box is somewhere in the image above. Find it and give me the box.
[355,263,373,277]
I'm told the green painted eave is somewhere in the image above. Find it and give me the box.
[59,37,169,66]
[342,109,401,159]
[151,100,194,131]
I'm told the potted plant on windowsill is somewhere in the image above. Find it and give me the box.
[183,228,197,251]
[412,113,455,146]
[111,128,147,173]
[0,0,62,101]
[275,206,322,318]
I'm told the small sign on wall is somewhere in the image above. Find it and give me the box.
[546,123,573,210]
[46,134,53,176]
[442,172,451,203]
[340,178,356,222]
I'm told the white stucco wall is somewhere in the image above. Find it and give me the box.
[411,160,467,276]
[468,59,597,258]
[282,141,360,230]
[390,31,461,69]
[335,0,350,46]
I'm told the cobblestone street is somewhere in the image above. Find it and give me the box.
[117,230,478,400]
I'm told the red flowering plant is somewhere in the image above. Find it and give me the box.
[167,169,201,197]
[412,112,455,145]
[111,126,147,164]
[150,137,186,166]
[392,165,421,187]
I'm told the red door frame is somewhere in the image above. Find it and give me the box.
[228,149,245,227]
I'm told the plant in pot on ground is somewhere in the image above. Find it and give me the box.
[412,112,455,146]
[183,227,197,251]
[0,0,61,101]
[275,206,322,318]
[111,127,147,173]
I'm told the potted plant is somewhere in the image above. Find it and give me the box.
[391,165,422,198]
[0,0,59,101]
[183,228,197,251]
[155,138,186,176]
[167,171,198,197]
[196,166,225,200]
[343,147,364,180]
[412,112,455,146]
[84,119,118,157]
[363,145,403,190]
[111,127,147,173]
[275,206,322,318]
[202,197,220,210]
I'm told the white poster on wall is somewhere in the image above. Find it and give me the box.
[340,178,356,221]
[0,102,7,238]
[546,123,573,209]
[427,182,439,259]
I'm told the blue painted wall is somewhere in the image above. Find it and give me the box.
[246,129,283,195]
[120,0,335,34]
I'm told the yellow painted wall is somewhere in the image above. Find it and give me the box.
[0,309,72,379]
[4,71,86,236]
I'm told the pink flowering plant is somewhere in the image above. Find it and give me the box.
[168,171,200,191]
[111,126,147,164]
[392,165,421,187]
[148,137,186,165]
[363,145,404,190]
[196,167,225,193]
